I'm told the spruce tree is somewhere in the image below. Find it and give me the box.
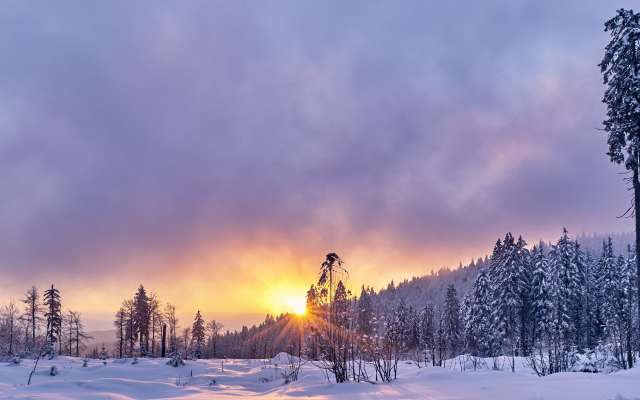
[464,268,492,356]
[43,284,62,357]
[191,310,206,359]
[530,245,553,341]
[419,304,436,366]
[356,286,373,337]
[133,285,150,355]
[600,8,640,341]
[443,285,461,358]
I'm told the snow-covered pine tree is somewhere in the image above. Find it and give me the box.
[442,285,461,359]
[515,236,533,355]
[464,267,493,357]
[418,304,436,366]
[583,249,604,350]
[43,284,62,358]
[530,244,554,351]
[333,281,349,329]
[489,233,528,367]
[600,9,640,339]
[356,286,373,337]
[547,228,582,371]
[191,310,206,359]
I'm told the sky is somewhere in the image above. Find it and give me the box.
[0,1,637,330]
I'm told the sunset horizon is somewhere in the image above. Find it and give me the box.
[2,1,640,399]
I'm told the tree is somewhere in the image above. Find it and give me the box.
[164,304,178,354]
[149,293,162,356]
[1,300,19,355]
[191,311,206,359]
[133,285,150,356]
[356,286,373,337]
[114,307,126,358]
[464,268,492,357]
[65,310,90,357]
[600,8,640,341]
[419,304,436,366]
[22,286,41,353]
[43,285,62,357]
[530,245,554,351]
[489,233,528,366]
[206,320,223,358]
[442,285,461,358]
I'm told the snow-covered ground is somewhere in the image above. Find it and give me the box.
[0,354,638,399]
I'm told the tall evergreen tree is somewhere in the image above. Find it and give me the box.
[356,286,373,337]
[133,285,150,355]
[43,284,62,357]
[464,268,492,356]
[191,310,206,359]
[442,285,461,358]
[530,244,554,351]
[600,8,640,340]
[418,304,436,366]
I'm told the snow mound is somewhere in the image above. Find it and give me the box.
[270,352,298,365]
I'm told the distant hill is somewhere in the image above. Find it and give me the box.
[369,231,634,312]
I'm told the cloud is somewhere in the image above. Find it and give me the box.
[0,1,636,327]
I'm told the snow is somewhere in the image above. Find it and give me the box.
[0,356,638,399]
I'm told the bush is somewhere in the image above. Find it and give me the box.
[167,353,185,367]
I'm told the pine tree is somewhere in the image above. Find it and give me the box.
[333,281,349,329]
[191,310,206,359]
[133,285,150,356]
[464,268,492,357]
[43,284,62,357]
[489,233,527,362]
[356,286,373,337]
[530,244,554,350]
[600,8,640,342]
[114,307,126,358]
[583,250,598,349]
[418,304,436,366]
[443,285,461,358]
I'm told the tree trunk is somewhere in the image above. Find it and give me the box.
[635,167,640,351]
[161,324,166,358]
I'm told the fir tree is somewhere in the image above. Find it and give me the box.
[442,285,461,358]
[418,304,436,366]
[600,8,640,341]
[356,286,373,337]
[43,284,62,357]
[191,310,206,359]
[133,285,150,356]
[464,268,492,356]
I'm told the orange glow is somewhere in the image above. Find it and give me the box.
[263,282,308,316]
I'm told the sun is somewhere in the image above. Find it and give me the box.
[263,284,307,316]
[286,296,307,316]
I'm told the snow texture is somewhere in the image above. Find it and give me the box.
[0,355,638,399]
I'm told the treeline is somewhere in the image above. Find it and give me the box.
[114,285,221,359]
[113,285,304,360]
[0,285,91,359]
[296,229,638,383]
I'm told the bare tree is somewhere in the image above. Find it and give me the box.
[164,304,178,354]
[21,287,41,353]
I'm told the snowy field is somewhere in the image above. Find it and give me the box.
[0,354,639,399]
